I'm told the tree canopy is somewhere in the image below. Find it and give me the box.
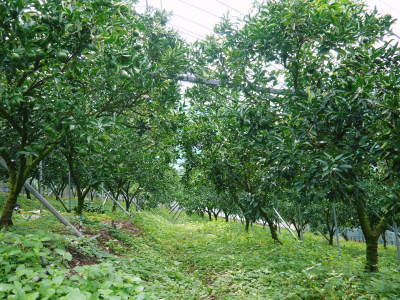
[1,0,400,273]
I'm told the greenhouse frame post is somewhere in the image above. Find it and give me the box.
[332,203,341,256]
[393,220,400,263]
[68,170,72,211]
[297,203,304,240]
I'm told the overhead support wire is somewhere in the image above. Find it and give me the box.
[174,74,293,96]
[176,0,221,18]
[174,14,214,32]
[179,31,201,40]
[175,26,204,40]
[216,0,243,15]
[176,74,220,86]
[380,0,400,15]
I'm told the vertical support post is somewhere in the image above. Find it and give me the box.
[297,203,303,240]
[39,161,43,194]
[68,170,72,211]
[332,203,341,256]
[393,219,400,263]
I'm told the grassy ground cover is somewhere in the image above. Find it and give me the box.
[0,193,399,299]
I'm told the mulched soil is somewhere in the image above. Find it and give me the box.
[101,220,142,236]
[56,219,143,266]
[95,228,119,254]
[65,246,99,268]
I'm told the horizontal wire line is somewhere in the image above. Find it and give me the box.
[216,0,243,15]
[173,14,214,32]
[176,0,221,18]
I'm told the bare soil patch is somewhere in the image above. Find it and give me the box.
[65,246,99,268]
[101,220,142,236]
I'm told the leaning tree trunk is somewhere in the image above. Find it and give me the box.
[55,195,70,212]
[259,208,282,244]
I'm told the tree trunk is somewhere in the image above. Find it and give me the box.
[25,187,31,199]
[1,149,52,227]
[207,211,212,221]
[353,195,386,272]
[365,238,379,272]
[382,231,387,249]
[328,232,334,246]
[112,201,117,212]
[245,218,250,232]
[76,195,85,215]
[296,228,302,240]
[0,170,25,228]
[70,178,90,216]
[125,199,131,211]
[75,186,90,216]
[224,213,229,222]
[213,211,218,220]
[266,218,282,244]
[0,187,19,227]
[56,195,71,212]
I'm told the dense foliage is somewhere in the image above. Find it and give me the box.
[0,194,399,299]
[1,4,400,300]
[178,0,400,272]
[0,0,186,223]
